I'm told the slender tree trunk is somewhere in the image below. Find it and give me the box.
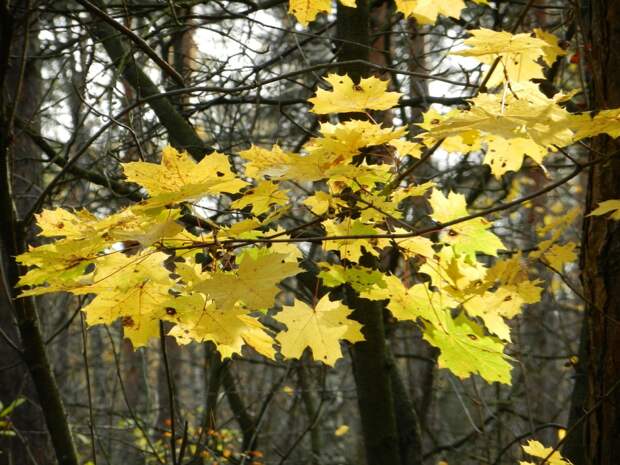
[387,348,423,465]
[368,5,424,462]
[575,1,620,464]
[563,319,588,465]
[222,363,257,452]
[297,364,321,464]
[0,3,47,462]
[335,3,403,464]
[0,2,78,464]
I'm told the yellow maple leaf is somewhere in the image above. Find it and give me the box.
[463,288,519,342]
[122,146,247,205]
[359,274,453,329]
[453,28,565,86]
[521,440,572,465]
[303,191,347,215]
[334,425,350,436]
[543,242,577,270]
[589,199,620,220]
[275,295,364,366]
[216,218,265,241]
[239,144,328,182]
[319,262,386,292]
[85,291,164,348]
[357,191,403,223]
[326,162,393,193]
[111,209,184,247]
[167,294,276,359]
[572,109,620,140]
[239,145,294,179]
[358,273,401,301]
[288,0,356,25]
[288,0,330,25]
[385,279,449,327]
[80,252,174,348]
[231,181,289,216]
[31,206,182,249]
[34,208,98,238]
[419,108,482,154]
[391,181,435,204]
[391,231,435,259]
[17,241,101,296]
[421,83,575,177]
[309,74,401,114]
[429,189,505,258]
[420,247,487,296]
[394,0,465,25]
[195,249,301,311]
[463,256,543,341]
[390,138,423,159]
[306,120,406,165]
[322,219,388,263]
[17,206,183,296]
[534,28,567,66]
[531,240,577,271]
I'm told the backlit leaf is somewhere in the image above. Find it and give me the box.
[275,295,364,365]
[309,74,401,114]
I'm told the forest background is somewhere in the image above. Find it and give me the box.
[1,1,620,465]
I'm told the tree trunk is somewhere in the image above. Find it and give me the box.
[335,3,403,464]
[576,1,620,464]
[0,2,78,464]
[563,319,588,465]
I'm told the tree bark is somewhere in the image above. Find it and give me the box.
[575,1,620,464]
[563,319,588,465]
[387,347,423,465]
[0,2,78,464]
[335,3,403,464]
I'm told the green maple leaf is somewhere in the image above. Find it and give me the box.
[318,263,386,292]
[423,313,513,384]
[429,189,505,258]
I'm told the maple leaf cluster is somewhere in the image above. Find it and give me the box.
[16,23,620,387]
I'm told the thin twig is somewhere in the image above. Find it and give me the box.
[159,320,178,465]
[80,312,98,465]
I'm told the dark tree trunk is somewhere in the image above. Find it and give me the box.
[0,2,76,464]
[573,1,620,464]
[563,319,589,465]
[335,4,404,464]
